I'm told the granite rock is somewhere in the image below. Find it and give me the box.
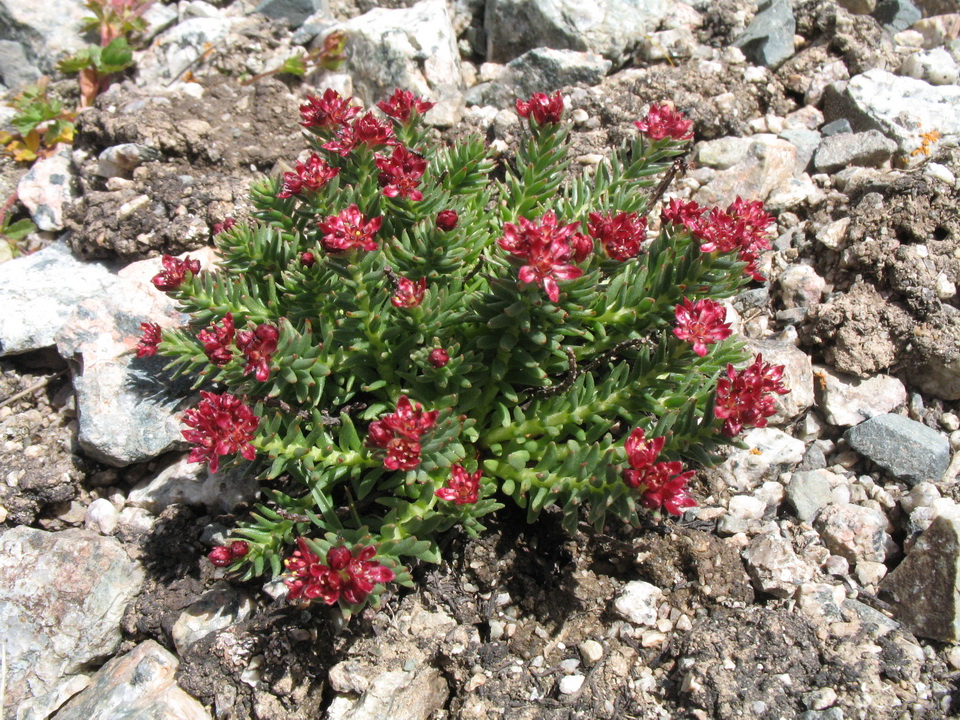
[844,413,950,486]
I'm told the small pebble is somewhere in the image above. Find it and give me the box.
[579,639,603,665]
[559,674,585,695]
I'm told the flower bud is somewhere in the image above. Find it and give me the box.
[436,210,458,232]
[208,546,234,567]
[300,251,316,267]
[229,540,250,558]
[429,348,449,368]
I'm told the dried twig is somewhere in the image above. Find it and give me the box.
[0,370,66,409]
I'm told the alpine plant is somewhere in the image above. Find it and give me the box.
[144,89,788,616]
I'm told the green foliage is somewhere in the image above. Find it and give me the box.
[0,79,75,163]
[153,91,771,614]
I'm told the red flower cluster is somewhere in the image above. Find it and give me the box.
[714,354,790,437]
[428,347,449,368]
[319,204,382,253]
[277,154,339,198]
[587,211,647,261]
[661,197,774,281]
[391,274,426,308]
[300,89,359,129]
[622,428,696,516]
[634,104,693,141]
[208,540,249,567]
[137,322,162,358]
[498,210,590,302]
[673,298,731,357]
[515,91,564,125]
[182,391,259,474]
[213,217,236,235]
[236,323,280,382]
[435,464,481,505]
[367,395,438,471]
[376,145,427,201]
[436,210,458,231]
[198,312,235,366]
[377,88,435,123]
[285,539,396,605]
[152,255,200,291]
[300,251,316,267]
[322,112,396,156]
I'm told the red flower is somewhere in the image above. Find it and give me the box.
[621,428,696,516]
[376,145,427,201]
[498,211,585,302]
[391,275,426,308]
[436,464,481,505]
[213,217,236,235]
[428,348,449,368]
[300,251,316,267]
[377,88,435,123]
[152,254,200,291]
[673,298,731,357]
[236,323,279,382]
[182,391,259,474]
[300,89,359,129]
[319,204,383,253]
[198,313,235,366]
[323,113,396,156]
[714,354,790,437]
[229,540,250,558]
[660,198,705,230]
[136,322,162,358]
[587,211,647,261]
[634,104,693,141]
[515,91,564,125]
[277,154,340,198]
[436,210,458,231]
[285,539,395,606]
[367,395,438,471]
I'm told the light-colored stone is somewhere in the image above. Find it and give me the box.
[171,582,255,654]
[813,366,907,427]
[0,527,144,710]
[815,503,888,565]
[694,134,797,207]
[579,639,604,664]
[742,532,814,598]
[613,580,662,626]
[128,454,260,513]
[51,640,210,720]
[717,428,806,492]
[84,497,119,535]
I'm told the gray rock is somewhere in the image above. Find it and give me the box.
[321,0,463,127]
[331,666,448,720]
[827,69,960,168]
[732,0,796,68]
[128,454,260,513]
[814,366,907,427]
[820,119,852,136]
[694,134,796,207]
[880,516,960,642]
[141,2,180,41]
[799,444,827,471]
[51,641,210,720]
[786,470,835,522]
[844,413,950,486]
[873,0,921,32]
[0,39,41,88]
[745,338,815,424]
[484,0,670,65]
[637,27,697,63]
[254,0,326,28]
[840,598,899,638]
[695,136,754,170]
[778,128,821,174]
[136,17,241,86]
[742,532,814,598]
[17,144,77,231]
[899,47,960,86]
[53,252,211,466]
[717,428,806,492]
[0,0,88,72]
[467,48,611,108]
[812,130,898,173]
[0,241,117,356]
[172,582,255,654]
[796,582,846,626]
[613,580,662,626]
[0,527,144,711]
[778,263,825,310]
[814,503,888,564]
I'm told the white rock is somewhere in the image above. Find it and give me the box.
[815,218,849,249]
[613,580,663,626]
[171,582,255,654]
[717,428,806,492]
[778,263,825,309]
[742,532,814,598]
[559,674,585,694]
[814,366,907,427]
[728,495,766,521]
[17,145,77,231]
[815,503,888,565]
[127,454,259,514]
[579,639,603,664]
[935,272,957,300]
[84,498,119,535]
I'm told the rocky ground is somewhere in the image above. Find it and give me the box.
[2,0,960,718]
